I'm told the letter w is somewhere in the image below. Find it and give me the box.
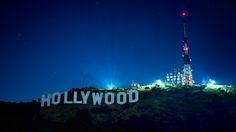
[92,93,103,105]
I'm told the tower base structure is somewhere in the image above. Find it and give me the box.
[182,64,194,85]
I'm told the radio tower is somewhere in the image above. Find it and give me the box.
[181,7,194,85]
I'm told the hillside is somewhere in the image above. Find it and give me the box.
[1,86,236,131]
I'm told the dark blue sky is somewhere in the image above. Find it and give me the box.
[1,0,236,102]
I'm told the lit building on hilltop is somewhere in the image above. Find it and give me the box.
[131,80,140,88]
[166,68,182,85]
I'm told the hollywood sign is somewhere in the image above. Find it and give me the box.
[41,90,139,107]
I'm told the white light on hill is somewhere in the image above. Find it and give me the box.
[107,84,115,90]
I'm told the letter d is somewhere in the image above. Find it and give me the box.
[128,90,139,103]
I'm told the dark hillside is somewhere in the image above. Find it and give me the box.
[1,87,236,131]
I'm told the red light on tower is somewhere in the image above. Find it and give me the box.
[181,10,187,17]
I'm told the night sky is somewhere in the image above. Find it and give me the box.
[1,0,236,102]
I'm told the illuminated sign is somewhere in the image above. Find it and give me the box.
[41,90,139,107]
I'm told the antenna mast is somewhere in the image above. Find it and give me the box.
[181,0,194,85]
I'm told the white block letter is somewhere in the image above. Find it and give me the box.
[92,92,103,105]
[64,91,73,104]
[128,90,139,103]
[52,92,61,105]
[73,91,82,104]
[117,92,127,104]
[105,92,114,105]
[41,94,51,107]
[81,91,90,104]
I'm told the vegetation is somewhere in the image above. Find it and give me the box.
[1,85,236,131]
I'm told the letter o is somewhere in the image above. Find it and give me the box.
[105,92,114,105]
[52,92,61,105]
[117,92,127,104]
